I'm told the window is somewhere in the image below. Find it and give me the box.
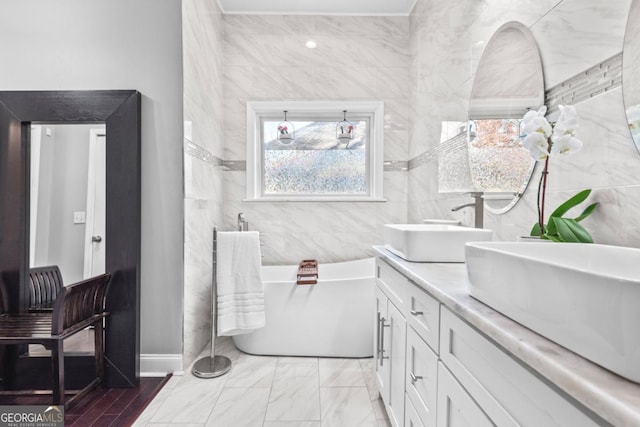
[246,101,384,201]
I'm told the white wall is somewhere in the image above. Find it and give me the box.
[408,0,640,248]
[0,0,184,364]
[33,125,93,284]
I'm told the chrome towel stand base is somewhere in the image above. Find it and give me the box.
[192,227,232,379]
[192,354,231,379]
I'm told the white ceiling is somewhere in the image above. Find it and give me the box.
[217,0,416,16]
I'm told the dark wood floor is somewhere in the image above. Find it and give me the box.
[0,375,170,426]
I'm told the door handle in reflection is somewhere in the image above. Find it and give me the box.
[92,236,103,243]
[410,310,423,316]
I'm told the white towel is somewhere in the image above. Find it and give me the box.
[216,231,265,336]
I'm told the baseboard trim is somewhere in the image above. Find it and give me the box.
[140,354,182,377]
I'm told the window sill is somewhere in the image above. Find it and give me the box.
[243,196,387,202]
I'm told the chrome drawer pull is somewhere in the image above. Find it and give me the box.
[410,310,424,316]
[410,372,423,384]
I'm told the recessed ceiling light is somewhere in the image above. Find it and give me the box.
[305,40,317,49]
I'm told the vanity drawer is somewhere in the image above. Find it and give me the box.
[440,307,600,427]
[405,326,437,427]
[406,282,439,353]
[405,393,426,427]
[437,361,494,427]
[376,259,408,311]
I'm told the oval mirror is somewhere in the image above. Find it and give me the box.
[468,21,543,214]
[623,0,640,152]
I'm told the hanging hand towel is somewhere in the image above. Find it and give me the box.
[216,231,265,336]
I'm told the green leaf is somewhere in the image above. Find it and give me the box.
[549,189,592,218]
[574,202,599,222]
[553,217,594,243]
[546,216,558,236]
[530,222,542,237]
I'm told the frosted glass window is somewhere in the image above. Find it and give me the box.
[468,119,533,193]
[246,101,385,201]
[262,119,368,195]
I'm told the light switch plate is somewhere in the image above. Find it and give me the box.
[73,211,86,224]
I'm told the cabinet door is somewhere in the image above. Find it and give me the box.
[375,286,390,402]
[437,362,493,427]
[387,300,406,427]
[405,393,426,427]
[406,326,438,426]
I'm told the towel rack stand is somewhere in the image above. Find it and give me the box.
[192,227,232,378]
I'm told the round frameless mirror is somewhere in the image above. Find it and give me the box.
[623,0,640,152]
[468,21,544,214]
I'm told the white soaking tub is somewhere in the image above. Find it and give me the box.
[232,258,375,358]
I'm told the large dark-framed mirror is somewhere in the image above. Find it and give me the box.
[0,90,141,388]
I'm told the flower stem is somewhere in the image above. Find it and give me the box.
[539,156,550,234]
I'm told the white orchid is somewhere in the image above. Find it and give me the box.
[520,104,583,161]
[519,104,596,244]
[522,132,549,160]
[551,134,583,155]
[522,105,552,138]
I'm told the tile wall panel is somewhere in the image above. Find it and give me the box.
[408,0,640,249]
[222,15,411,265]
[183,0,226,368]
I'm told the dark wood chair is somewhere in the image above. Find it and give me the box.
[28,265,64,312]
[0,273,111,407]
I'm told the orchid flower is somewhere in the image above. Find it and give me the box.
[519,104,592,241]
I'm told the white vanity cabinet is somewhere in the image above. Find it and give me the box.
[375,261,408,427]
[375,256,606,427]
[439,307,600,427]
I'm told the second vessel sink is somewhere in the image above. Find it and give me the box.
[383,224,493,262]
[466,241,640,382]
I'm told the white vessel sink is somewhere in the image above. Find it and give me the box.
[383,224,493,262]
[466,241,640,382]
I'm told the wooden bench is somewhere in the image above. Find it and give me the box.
[0,273,111,407]
[28,265,64,312]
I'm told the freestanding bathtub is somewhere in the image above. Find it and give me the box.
[232,258,375,358]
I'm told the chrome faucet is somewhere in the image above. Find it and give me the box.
[237,212,249,231]
[451,192,484,229]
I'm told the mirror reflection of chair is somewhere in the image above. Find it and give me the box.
[28,265,64,312]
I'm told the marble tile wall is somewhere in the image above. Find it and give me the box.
[408,0,640,247]
[183,0,225,368]
[221,15,410,265]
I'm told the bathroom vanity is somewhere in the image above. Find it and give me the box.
[374,246,640,427]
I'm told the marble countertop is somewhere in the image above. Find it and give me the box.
[374,246,640,427]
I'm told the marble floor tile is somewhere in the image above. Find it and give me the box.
[320,386,378,427]
[319,358,366,387]
[265,358,321,421]
[224,354,278,388]
[358,358,386,421]
[371,397,387,421]
[131,386,173,426]
[135,355,389,427]
[150,373,226,423]
[263,422,321,427]
[205,387,270,427]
